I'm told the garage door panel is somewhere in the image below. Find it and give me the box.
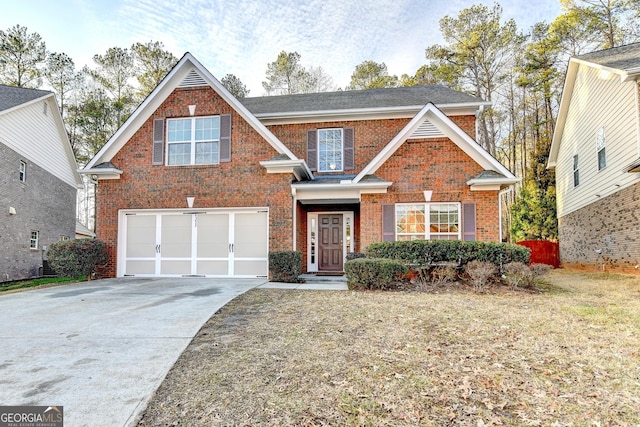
[126,215,156,258]
[196,260,229,275]
[197,214,229,257]
[161,260,192,275]
[234,260,268,276]
[234,212,268,258]
[161,215,192,258]
[125,260,155,275]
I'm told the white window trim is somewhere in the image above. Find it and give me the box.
[166,116,220,166]
[395,202,462,240]
[19,161,26,182]
[317,128,344,172]
[30,230,39,250]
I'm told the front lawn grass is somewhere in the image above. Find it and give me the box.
[0,276,85,293]
[137,269,640,426]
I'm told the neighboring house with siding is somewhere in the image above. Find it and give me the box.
[0,85,81,281]
[548,43,640,273]
[83,53,518,278]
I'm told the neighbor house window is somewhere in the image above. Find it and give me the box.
[396,203,461,240]
[318,128,343,172]
[573,154,580,187]
[19,161,26,182]
[596,126,606,171]
[59,235,70,241]
[167,116,220,166]
[30,231,39,249]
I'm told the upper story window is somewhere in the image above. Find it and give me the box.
[395,203,461,241]
[318,128,343,172]
[573,154,580,187]
[307,127,354,172]
[167,116,220,166]
[19,161,26,182]
[596,126,606,171]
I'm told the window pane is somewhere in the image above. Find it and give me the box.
[195,141,219,164]
[318,128,343,171]
[167,119,191,142]
[429,204,460,238]
[195,117,220,141]
[168,143,191,165]
[598,148,606,170]
[396,204,426,238]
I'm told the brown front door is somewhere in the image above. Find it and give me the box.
[319,214,343,271]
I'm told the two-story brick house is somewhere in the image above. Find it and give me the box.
[83,53,517,278]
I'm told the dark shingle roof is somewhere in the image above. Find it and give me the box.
[576,42,640,71]
[240,85,486,115]
[0,84,51,112]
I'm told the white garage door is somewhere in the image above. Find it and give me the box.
[121,209,268,277]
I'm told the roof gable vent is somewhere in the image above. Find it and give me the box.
[179,69,208,88]
[408,119,445,139]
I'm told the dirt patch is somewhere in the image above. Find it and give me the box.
[137,270,640,426]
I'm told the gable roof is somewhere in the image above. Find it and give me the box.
[0,85,81,187]
[575,43,640,73]
[353,103,517,186]
[84,52,299,172]
[548,43,640,168]
[0,85,52,112]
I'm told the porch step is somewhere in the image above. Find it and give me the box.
[299,273,347,282]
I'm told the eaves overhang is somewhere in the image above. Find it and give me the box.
[260,158,314,181]
[254,102,488,125]
[80,166,123,180]
[466,176,520,191]
[291,179,393,201]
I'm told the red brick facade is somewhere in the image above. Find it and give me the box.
[94,85,505,277]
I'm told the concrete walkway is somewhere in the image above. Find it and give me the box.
[0,276,346,427]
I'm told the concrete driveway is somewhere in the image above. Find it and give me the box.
[0,277,263,427]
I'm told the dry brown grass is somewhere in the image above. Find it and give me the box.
[137,269,640,426]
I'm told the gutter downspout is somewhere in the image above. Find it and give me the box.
[499,186,514,242]
[291,187,297,251]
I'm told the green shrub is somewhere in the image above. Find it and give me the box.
[344,258,408,290]
[269,251,303,283]
[47,239,108,278]
[346,252,367,261]
[366,240,530,267]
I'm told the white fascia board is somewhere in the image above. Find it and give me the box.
[292,181,392,201]
[254,102,488,125]
[85,53,297,170]
[548,61,579,169]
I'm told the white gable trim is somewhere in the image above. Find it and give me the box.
[352,103,516,183]
[85,53,297,170]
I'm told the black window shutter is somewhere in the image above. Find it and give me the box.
[382,204,396,242]
[343,127,354,170]
[219,114,231,162]
[307,130,317,171]
[463,203,476,241]
[152,118,164,165]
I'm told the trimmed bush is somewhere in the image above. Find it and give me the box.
[47,239,108,278]
[366,240,530,268]
[344,258,408,290]
[464,260,497,293]
[269,251,303,283]
[502,261,535,289]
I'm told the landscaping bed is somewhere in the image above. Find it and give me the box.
[137,269,640,426]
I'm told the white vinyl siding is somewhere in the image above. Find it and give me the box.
[0,97,78,188]
[555,65,639,218]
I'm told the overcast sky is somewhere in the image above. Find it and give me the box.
[2,0,563,95]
